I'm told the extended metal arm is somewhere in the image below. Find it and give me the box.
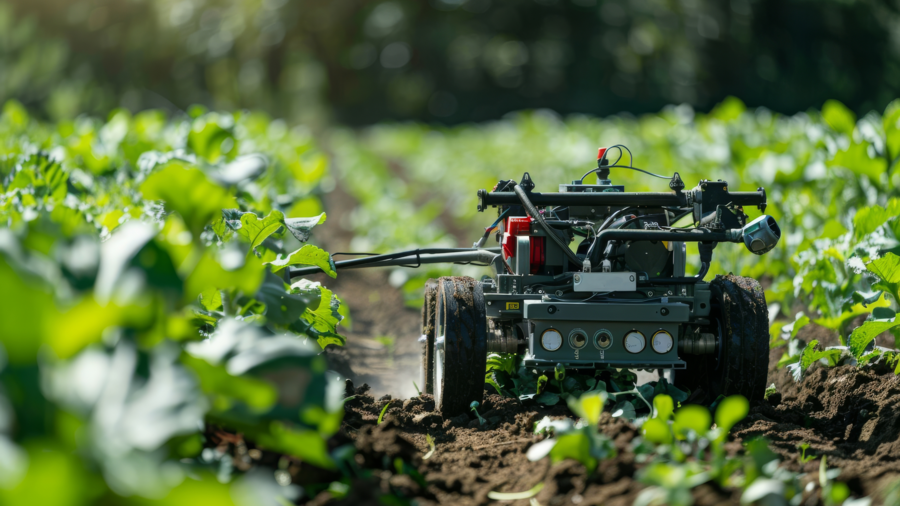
[477,188,767,210]
[288,247,503,279]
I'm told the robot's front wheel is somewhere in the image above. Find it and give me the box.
[429,276,487,416]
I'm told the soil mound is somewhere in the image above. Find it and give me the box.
[735,365,900,500]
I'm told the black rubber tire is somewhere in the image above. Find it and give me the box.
[675,274,770,402]
[434,276,487,416]
[420,278,439,395]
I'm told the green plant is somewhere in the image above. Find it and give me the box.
[378,401,392,425]
[470,401,486,425]
[797,442,816,464]
[423,434,436,460]
[0,103,349,504]
[527,391,616,474]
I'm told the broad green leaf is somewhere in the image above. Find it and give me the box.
[184,250,265,301]
[652,394,674,421]
[534,391,560,406]
[284,213,327,243]
[816,294,891,331]
[569,391,605,426]
[673,405,711,439]
[789,339,844,381]
[788,312,810,340]
[642,418,672,445]
[235,210,285,250]
[883,99,900,161]
[854,205,900,239]
[266,243,336,278]
[867,252,900,285]
[289,280,346,348]
[849,318,900,359]
[140,162,234,235]
[182,355,277,412]
[46,297,153,359]
[611,400,636,420]
[842,291,885,312]
[199,288,223,311]
[714,395,749,435]
[255,272,319,325]
[550,431,596,473]
[822,99,856,134]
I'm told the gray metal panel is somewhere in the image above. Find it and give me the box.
[573,272,636,292]
[527,320,682,365]
[523,300,690,322]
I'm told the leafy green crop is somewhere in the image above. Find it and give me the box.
[0,101,350,504]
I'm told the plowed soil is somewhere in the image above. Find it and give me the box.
[307,271,900,505]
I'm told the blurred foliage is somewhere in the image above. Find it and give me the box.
[0,102,354,504]
[1,0,899,124]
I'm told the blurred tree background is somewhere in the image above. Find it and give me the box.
[0,0,897,125]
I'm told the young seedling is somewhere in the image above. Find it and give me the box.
[423,434,436,460]
[377,400,392,425]
[470,401,487,425]
[797,442,815,464]
[413,381,421,396]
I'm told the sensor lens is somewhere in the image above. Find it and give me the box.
[594,330,613,350]
[569,329,588,349]
[541,329,563,351]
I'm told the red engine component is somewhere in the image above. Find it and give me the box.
[501,216,546,274]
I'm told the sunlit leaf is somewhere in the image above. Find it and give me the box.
[266,243,336,277]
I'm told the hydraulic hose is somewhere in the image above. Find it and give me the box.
[513,184,584,270]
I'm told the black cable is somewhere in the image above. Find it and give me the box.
[293,247,486,273]
[513,183,584,269]
[580,164,671,182]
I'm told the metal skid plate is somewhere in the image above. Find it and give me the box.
[573,272,636,292]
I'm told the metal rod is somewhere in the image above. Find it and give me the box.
[477,189,766,210]
[288,247,502,278]
[479,190,686,209]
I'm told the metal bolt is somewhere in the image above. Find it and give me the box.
[667,290,673,296]
[648,291,654,296]
[487,301,492,306]
[629,275,635,282]
[573,274,581,283]
[661,307,669,316]
[591,209,596,214]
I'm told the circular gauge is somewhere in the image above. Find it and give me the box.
[652,330,674,354]
[569,329,588,349]
[541,329,563,351]
[624,331,646,354]
[594,329,613,350]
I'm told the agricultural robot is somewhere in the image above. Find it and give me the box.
[290,146,782,415]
